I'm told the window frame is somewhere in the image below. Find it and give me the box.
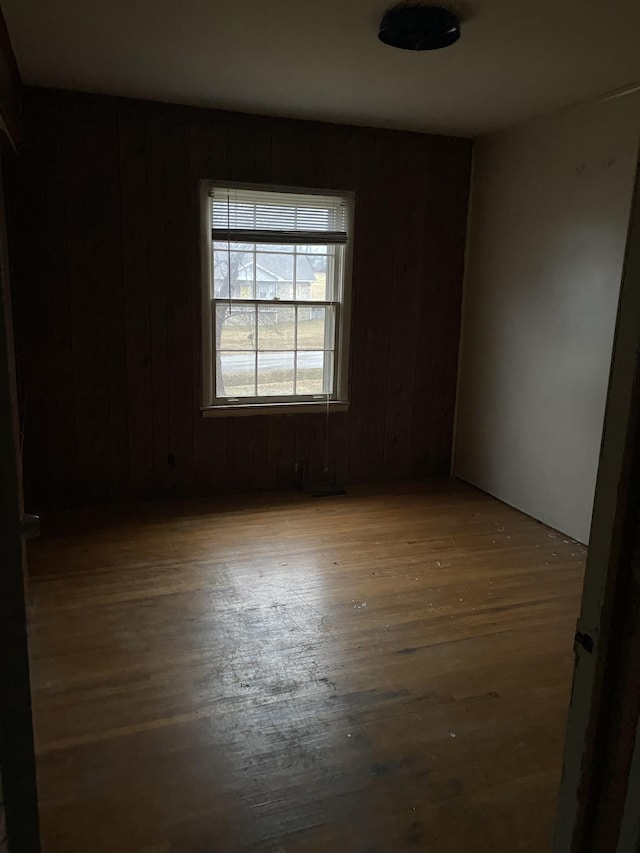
[200,180,354,417]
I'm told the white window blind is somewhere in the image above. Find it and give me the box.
[210,184,349,245]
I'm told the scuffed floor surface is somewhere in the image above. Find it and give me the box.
[26,480,585,852]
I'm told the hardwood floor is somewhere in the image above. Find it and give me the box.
[26,480,585,853]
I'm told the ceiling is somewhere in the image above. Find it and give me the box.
[4,0,640,137]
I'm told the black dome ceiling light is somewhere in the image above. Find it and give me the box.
[378,4,461,51]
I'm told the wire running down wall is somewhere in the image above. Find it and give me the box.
[6,88,471,510]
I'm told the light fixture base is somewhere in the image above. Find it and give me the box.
[378,4,461,51]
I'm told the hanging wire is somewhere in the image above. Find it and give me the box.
[324,386,330,475]
[226,189,233,400]
[227,188,232,312]
[323,239,337,477]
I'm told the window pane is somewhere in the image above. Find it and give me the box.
[218,352,256,398]
[296,251,337,301]
[257,306,295,350]
[213,248,254,298]
[256,281,278,300]
[216,304,256,351]
[256,243,295,253]
[296,351,333,395]
[296,306,335,350]
[295,254,318,301]
[295,244,330,254]
[257,352,294,396]
[214,241,253,251]
[256,252,295,299]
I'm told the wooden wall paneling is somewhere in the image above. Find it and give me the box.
[328,412,348,488]
[382,135,426,480]
[189,108,230,495]
[0,2,22,148]
[422,144,451,476]
[271,118,326,188]
[4,95,49,507]
[99,96,129,502]
[305,412,329,488]
[118,98,154,500]
[265,414,291,490]
[0,168,41,853]
[276,414,298,490]
[9,89,472,509]
[60,93,112,505]
[411,143,447,479]
[423,142,471,475]
[436,145,471,473]
[249,113,274,182]
[356,134,395,482]
[144,103,171,496]
[0,25,41,846]
[367,135,398,481]
[272,421,292,492]
[226,419,254,493]
[346,130,378,484]
[293,413,308,489]
[248,415,268,492]
[36,93,78,509]
[249,415,274,492]
[163,106,195,497]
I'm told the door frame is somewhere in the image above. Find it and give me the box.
[554,143,640,852]
[0,161,41,850]
[0,8,41,849]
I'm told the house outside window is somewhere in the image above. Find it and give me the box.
[201,183,353,415]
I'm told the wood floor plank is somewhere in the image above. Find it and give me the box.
[26,480,585,853]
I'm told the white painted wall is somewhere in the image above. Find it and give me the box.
[454,94,640,544]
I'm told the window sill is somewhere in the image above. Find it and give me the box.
[202,401,350,418]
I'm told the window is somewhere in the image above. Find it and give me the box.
[201,182,353,414]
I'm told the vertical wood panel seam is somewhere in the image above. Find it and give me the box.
[115,100,132,495]
[57,93,80,501]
